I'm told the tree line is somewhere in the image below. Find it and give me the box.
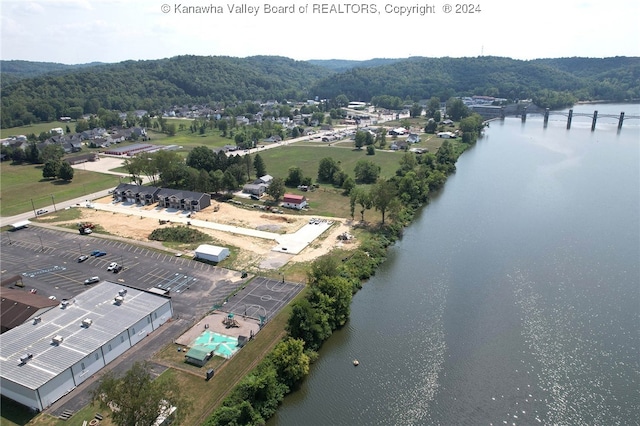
[3,55,638,129]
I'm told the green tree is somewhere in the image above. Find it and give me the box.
[446,97,470,121]
[286,299,332,351]
[244,154,253,181]
[40,144,65,164]
[58,162,74,181]
[366,145,375,155]
[266,177,285,202]
[42,160,60,179]
[354,159,380,184]
[253,153,267,177]
[371,178,396,224]
[335,94,350,107]
[354,131,366,150]
[207,400,262,426]
[341,176,356,195]
[232,365,286,419]
[209,169,224,193]
[425,119,438,134]
[308,275,353,330]
[91,362,189,426]
[270,338,310,388]
[166,122,177,136]
[25,141,41,164]
[459,113,484,143]
[349,187,359,219]
[186,146,216,172]
[155,150,186,187]
[375,128,387,149]
[410,103,423,118]
[222,169,239,192]
[317,157,340,184]
[285,166,304,187]
[427,96,441,117]
[308,255,341,283]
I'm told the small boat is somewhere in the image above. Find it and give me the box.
[353,359,359,366]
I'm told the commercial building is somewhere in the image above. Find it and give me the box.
[0,281,173,412]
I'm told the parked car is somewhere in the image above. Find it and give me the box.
[107,262,118,271]
[77,255,89,263]
[90,250,101,256]
[94,251,107,257]
[36,209,48,215]
[84,276,100,285]
[113,265,123,273]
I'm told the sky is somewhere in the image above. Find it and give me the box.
[1,0,639,64]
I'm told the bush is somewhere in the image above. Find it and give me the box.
[148,225,209,243]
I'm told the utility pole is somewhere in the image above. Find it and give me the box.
[31,198,37,217]
[51,194,57,212]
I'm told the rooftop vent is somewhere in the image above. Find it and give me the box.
[82,318,93,327]
[118,288,128,296]
[60,300,70,309]
[52,335,64,345]
[33,316,42,324]
[19,353,34,364]
[114,295,124,305]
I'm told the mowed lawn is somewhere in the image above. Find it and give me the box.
[0,163,121,217]
[259,143,403,181]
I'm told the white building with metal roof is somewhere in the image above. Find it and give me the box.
[0,281,173,412]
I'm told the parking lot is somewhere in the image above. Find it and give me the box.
[1,226,253,322]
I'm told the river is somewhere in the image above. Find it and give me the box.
[270,103,640,425]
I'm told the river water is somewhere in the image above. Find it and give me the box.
[270,103,639,426]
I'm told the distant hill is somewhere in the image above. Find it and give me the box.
[1,55,638,129]
[0,55,334,127]
[309,56,640,106]
[0,60,106,78]
[307,58,404,72]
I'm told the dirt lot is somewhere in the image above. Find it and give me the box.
[53,197,357,269]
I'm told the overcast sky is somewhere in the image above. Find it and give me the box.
[2,0,639,64]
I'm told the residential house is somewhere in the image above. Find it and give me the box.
[407,133,421,144]
[113,183,160,205]
[281,194,307,210]
[242,175,273,196]
[156,189,211,212]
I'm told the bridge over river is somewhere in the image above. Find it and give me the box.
[473,104,640,130]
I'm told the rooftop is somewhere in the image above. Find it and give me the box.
[0,281,170,391]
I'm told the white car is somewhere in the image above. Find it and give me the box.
[84,276,100,285]
[107,262,118,271]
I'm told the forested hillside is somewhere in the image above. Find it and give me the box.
[0,60,105,78]
[309,56,640,106]
[2,55,638,129]
[1,55,333,128]
[307,58,403,72]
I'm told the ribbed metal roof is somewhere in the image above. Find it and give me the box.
[0,281,170,390]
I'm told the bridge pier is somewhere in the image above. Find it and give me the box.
[567,109,573,129]
[543,108,549,127]
[591,110,598,131]
[500,106,506,120]
[521,107,527,123]
[618,112,625,130]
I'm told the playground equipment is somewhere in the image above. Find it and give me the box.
[222,313,239,328]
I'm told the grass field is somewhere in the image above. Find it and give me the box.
[0,163,121,217]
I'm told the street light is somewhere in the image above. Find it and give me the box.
[51,194,57,212]
[38,235,44,252]
[31,198,37,218]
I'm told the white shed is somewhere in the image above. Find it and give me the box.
[195,244,230,263]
